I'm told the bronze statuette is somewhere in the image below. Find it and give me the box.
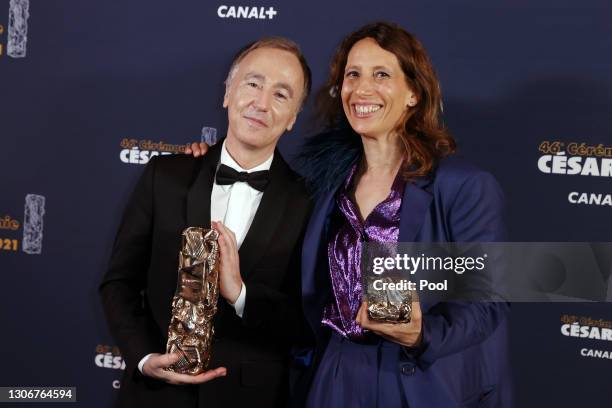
[166,227,220,374]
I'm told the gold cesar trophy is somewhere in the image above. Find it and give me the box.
[364,243,413,323]
[166,227,220,374]
[366,277,413,323]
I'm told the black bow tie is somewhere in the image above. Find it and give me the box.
[215,163,270,192]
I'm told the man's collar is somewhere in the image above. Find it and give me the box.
[220,139,274,173]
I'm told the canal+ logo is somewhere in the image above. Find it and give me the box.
[217,5,278,20]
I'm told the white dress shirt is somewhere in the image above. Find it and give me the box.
[210,140,273,317]
[138,140,273,373]
[211,140,273,249]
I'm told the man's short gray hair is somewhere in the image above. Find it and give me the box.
[224,37,312,108]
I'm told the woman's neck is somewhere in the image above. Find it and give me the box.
[360,133,404,176]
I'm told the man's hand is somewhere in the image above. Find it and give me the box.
[142,353,226,385]
[212,221,243,304]
[356,301,423,347]
[184,142,209,157]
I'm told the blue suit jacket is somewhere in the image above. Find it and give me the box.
[301,156,513,408]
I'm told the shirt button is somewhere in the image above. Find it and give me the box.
[401,364,416,376]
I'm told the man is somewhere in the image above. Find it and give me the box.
[99,37,312,408]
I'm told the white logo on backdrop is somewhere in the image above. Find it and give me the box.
[94,353,126,371]
[568,192,612,208]
[537,141,612,178]
[217,5,277,19]
[118,139,185,165]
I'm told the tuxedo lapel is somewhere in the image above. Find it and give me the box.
[238,151,291,279]
[186,143,223,228]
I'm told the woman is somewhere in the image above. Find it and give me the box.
[188,22,511,407]
[297,22,511,408]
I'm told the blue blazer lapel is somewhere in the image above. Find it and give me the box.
[399,179,434,312]
[398,181,433,242]
[301,189,336,336]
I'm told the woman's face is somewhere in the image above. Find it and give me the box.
[341,38,417,139]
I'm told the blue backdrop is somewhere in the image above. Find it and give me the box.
[1,1,611,406]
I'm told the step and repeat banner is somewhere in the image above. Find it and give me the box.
[1,1,610,406]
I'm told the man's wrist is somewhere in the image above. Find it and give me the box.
[226,279,244,304]
[138,353,155,374]
[229,283,246,318]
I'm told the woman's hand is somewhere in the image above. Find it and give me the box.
[356,301,423,347]
[184,142,209,157]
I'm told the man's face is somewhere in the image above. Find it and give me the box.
[223,47,304,152]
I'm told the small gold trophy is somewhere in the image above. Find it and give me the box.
[366,276,412,323]
[166,227,220,374]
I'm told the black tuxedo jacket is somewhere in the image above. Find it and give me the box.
[100,142,312,408]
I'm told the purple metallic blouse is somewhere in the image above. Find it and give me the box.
[321,163,405,340]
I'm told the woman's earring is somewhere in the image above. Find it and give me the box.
[329,85,338,98]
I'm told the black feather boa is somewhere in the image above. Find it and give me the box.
[296,127,363,197]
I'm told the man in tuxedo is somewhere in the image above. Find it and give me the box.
[99,37,312,408]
